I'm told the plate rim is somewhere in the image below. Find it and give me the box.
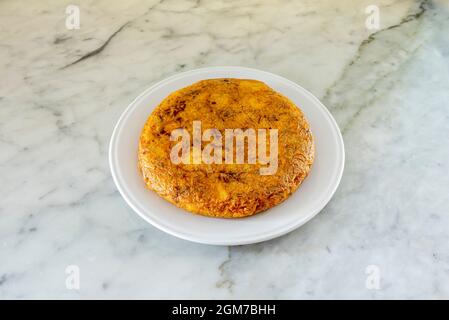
[109,66,345,245]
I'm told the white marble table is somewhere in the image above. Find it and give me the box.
[1,0,449,299]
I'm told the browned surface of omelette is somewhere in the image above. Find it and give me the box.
[138,78,314,218]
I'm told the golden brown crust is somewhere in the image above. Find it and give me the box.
[138,78,314,218]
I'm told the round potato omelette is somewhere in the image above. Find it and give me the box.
[138,78,314,218]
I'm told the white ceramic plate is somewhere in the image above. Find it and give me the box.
[109,67,344,245]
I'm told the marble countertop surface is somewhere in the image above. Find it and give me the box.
[1,0,449,299]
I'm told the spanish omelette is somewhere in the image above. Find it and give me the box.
[138,78,314,218]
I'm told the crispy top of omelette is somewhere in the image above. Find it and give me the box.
[138,78,314,218]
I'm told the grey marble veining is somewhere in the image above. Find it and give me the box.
[1,0,449,299]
